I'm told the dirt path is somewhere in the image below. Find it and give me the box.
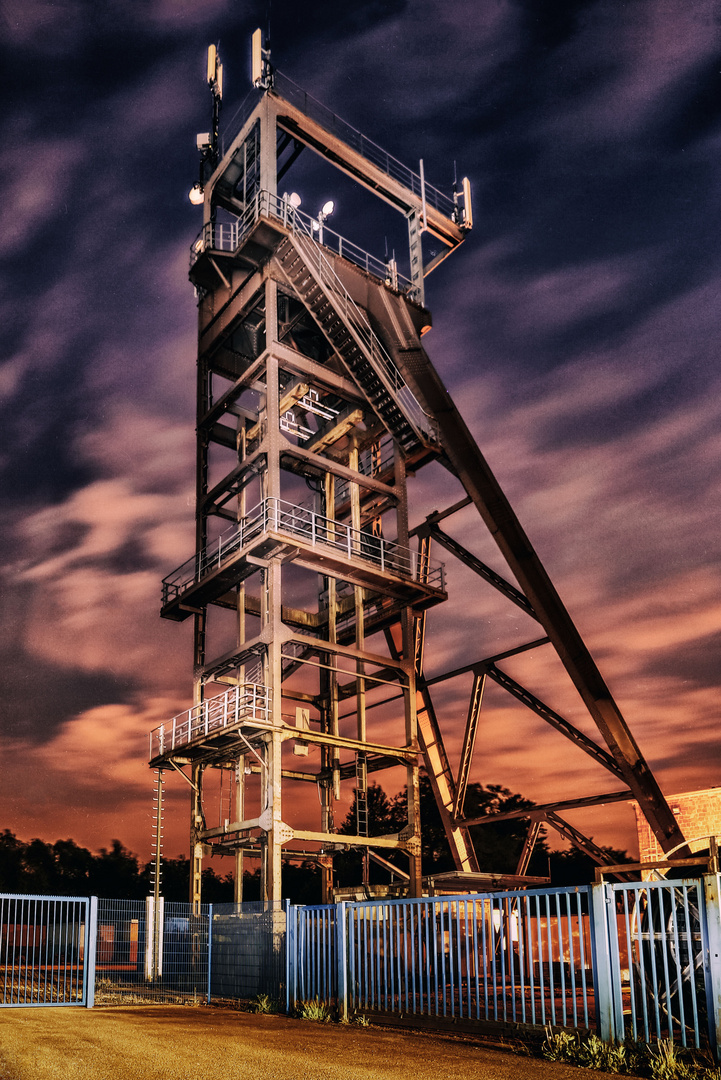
[0,1006,597,1080]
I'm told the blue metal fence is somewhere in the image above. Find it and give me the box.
[286,877,721,1058]
[348,889,594,1028]
[288,888,595,1029]
[0,894,96,1007]
[1,877,719,1056]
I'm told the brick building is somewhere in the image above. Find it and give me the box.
[633,787,721,862]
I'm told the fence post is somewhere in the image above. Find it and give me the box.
[285,901,295,1015]
[589,882,617,1042]
[336,901,348,1023]
[85,896,98,1009]
[207,903,213,1005]
[703,874,721,1061]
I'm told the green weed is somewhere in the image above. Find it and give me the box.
[542,1025,580,1062]
[648,1040,695,1080]
[249,992,278,1014]
[295,997,331,1022]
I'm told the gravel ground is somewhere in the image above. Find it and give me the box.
[0,1006,605,1080]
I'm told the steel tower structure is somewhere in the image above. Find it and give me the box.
[149,42,687,909]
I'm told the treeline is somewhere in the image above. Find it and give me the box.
[0,778,629,902]
[0,831,320,904]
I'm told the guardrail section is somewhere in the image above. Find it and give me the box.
[161,497,445,609]
[149,681,272,761]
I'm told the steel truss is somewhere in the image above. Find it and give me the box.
[153,51,687,907]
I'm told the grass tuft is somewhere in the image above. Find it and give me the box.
[295,997,331,1022]
[248,993,278,1014]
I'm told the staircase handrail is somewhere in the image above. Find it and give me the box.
[188,189,439,445]
[288,216,439,445]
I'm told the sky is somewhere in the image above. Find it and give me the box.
[1,0,720,867]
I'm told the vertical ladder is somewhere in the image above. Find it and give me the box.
[355,752,368,837]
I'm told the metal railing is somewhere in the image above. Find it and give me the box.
[149,681,272,761]
[272,72,456,219]
[215,72,456,220]
[161,497,445,607]
[288,217,438,444]
[190,187,414,293]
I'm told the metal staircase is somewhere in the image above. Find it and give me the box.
[274,227,438,454]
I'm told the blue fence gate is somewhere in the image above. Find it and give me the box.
[95,898,209,1004]
[595,877,719,1052]
[0,894,97,1007]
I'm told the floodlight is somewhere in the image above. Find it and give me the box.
[196,132,211,152]
[289,192,302,209]
[189,183,204,205]
[321,200,335,217]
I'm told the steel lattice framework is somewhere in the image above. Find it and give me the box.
[151,48,688,908]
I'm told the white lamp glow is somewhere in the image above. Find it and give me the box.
[189,183,204,206]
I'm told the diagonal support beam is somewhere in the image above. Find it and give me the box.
[453,670,486,819]
[395,346,689,858]
[415,683,480,873]
[459,788,631,827]
[485,663,625,781]
[515,819,543,876]
[385,622,479,873]
[425,523,536,619]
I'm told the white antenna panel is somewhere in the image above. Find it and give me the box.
[207,44,217,85]
[251,28,263,87]
[461,177,473,230]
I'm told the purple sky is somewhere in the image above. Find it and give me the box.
[1,0,720,864]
